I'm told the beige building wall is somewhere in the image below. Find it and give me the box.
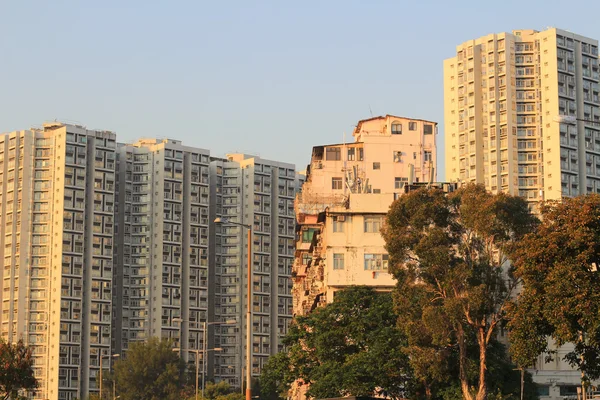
[209,154,299,388]
[113,139,211,367]
[445,28,600,214]
[0,123,117,400]
[293,114,437,315]
[324,194,396,303]
[445,28,600,397]
[291,114,438,399]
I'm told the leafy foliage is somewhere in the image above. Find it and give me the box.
[262,286,413,399]
[509,195,600,382]
[0,339,38,400]
[113,337,185,400]
[382,184,537,400]
[259,352,293,400]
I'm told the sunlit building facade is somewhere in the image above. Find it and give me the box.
[444,28,600,213]
[0,122,117,400]
[112,139,211,367]
[209,154,301,388]
[445,28,600,397]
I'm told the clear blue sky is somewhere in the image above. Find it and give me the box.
[2,0,599,178]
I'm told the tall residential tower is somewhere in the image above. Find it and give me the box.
[444,28,600,212]
[112,139,211,363]
[444,28,600,397]
[210,154,300,388]
[0,123,117,400]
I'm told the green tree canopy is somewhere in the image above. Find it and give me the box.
[0,339,37,400]
[509,195,600,384]
[382,184,537,400]
[113,337,185,400]
[263,286,413,399]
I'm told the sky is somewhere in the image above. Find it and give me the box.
[2,0,600,179]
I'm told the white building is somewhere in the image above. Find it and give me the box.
[210,154,301,388]
[444,28,600,214]
[0,122,117,400]
[444,28,600,398]
[112,139,211,365]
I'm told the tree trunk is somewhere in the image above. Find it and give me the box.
[476,327,487,400]
[425,383,432,400]
[457,325,473,400]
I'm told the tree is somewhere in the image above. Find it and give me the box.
[271,286,413,399]
[382,184,537,400]
[184,381,244,400]
[259,352,293,400]
[0,339,37,400]
[113,337,185,400]
[509,195,600,387]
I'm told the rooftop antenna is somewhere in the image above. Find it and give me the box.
[369,105,373,117]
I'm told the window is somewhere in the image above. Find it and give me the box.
[326,147,341,161]
[536,386,549,397]
[409,122,417,131]
[347,148,355,161]
[302,228,317,243]
[332,177,343,190]
[332,216,345,233]
[393,151,402,163]
[424,124,434,135]
[358,148,364,161]
[364,254,389,270]
[560,386,578,396]
[424,151,432,162]
[373,189,381,194]
[364,216,383,233]
[373,162,381,170]
[333,253,344,270]
[395,177,408,189]
[391,122,402,135]
[302,253,311,265]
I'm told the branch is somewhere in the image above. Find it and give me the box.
[464,305,475,326]
[486,319,498,345]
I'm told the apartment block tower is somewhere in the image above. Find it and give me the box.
[444,28,600,397]
[209,154,299,388]
[112,139,211,362]
[0,122,116,400]
[444,28,600,213]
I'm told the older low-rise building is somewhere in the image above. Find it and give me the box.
[291,114,438,398]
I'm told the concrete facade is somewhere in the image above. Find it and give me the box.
[445,28,600,213]
[444,28,600,398]
[0,123,301,399]
[291,114,438,398]
[112,139,211,366]
[209,154,301,388]
[0,123,117,400]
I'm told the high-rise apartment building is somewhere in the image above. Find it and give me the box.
[0,122,117,400]
[445,28,600,397]
[111,144,302,390]
[112,139,211,362]
[209,154,300,388]
[444,28,600,213]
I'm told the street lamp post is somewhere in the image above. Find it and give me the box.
[173,318,236,400]
[172,347,223,400]
[99,353,119,400]
[214,217,252,400]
